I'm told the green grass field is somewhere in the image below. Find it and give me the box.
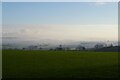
[2,50,118,78]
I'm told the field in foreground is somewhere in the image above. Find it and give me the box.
[2,50,118,78]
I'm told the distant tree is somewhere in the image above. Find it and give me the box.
[55,45,63,50]
[39,47,42,50]
[94,44,104,49]
[59,45,62,48]
[109,44,113,47]
[34,46,38,49]
[76,45,86,51]
[22,48,25,50]
[82,47,86,50]
[49,48,53,50]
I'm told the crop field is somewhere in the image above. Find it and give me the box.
[2,50,118,79]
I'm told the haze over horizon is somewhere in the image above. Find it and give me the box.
[2,2,118,43]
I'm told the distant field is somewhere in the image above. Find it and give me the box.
[2,50,118,79]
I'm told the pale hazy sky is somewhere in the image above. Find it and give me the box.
[1,0,119,2]
[2,2,118,41]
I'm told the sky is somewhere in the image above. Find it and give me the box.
[2,2,118,42]
[1,0,120,2]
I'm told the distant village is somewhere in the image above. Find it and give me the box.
[2,43,119,52]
